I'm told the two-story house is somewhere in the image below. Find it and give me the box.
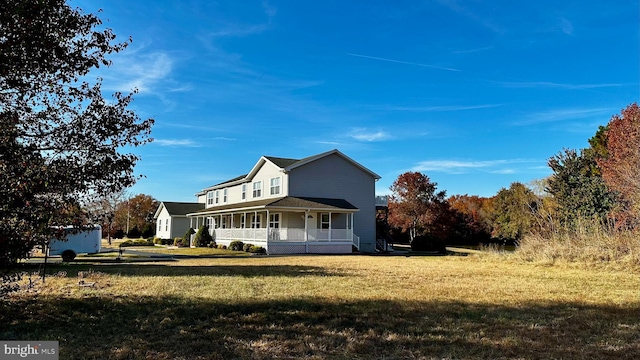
[180,149,380,254]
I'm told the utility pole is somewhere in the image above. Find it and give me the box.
[126,197,130,234]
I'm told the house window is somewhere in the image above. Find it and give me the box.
[207,191,214,205]
[221,216,227,229]
[269,213,280,229]
[253,181,262,198]
[241,184,247,200]
[270,177,281,195]
[223,188,228,203]
[240,214,246,228]
[215,190,220,204]
[158,219,162,232]
[320,213,330,230]
[165,221,168,231]
[251,214,262,228]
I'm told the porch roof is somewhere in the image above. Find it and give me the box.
[186,196,358,216]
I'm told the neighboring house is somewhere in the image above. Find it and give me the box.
[185,149,381,254]
[154,202,205,240]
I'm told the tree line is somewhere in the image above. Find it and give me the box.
[86,192,159,242]
[387,103,640,250]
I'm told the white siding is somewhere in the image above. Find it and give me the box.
[155,206,172,239]
[203,159,289,209]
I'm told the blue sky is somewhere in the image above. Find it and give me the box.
[73,0,639,201]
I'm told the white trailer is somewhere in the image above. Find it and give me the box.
[48,226,102,261]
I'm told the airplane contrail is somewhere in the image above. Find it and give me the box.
[347,53,461,72]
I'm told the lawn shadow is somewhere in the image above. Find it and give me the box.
[2,295,638,359]
[18,262,342,278]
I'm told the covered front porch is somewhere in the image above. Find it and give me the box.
[186,197,360,254]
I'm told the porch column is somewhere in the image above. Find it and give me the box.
[304,210,309,253]
[350,213,353,241]
[265,210,270,242]
[243,212,247,242]
[304,210,309,242]
[328,212,332,241]
[254,211,258,241]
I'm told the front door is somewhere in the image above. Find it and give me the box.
[306,212,317,241]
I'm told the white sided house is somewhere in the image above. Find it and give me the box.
[186,149,380,254]
[155,202,205,240]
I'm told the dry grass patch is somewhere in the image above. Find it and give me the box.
[3,255,639,359]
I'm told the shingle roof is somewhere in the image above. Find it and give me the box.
[268,197,358,210]
[161,202,205,216]
[264,156,300,168]
[199,149,379,193]
[211,174,248,188]
[186,196,358,215]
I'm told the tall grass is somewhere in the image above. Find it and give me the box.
[513,220,640,270]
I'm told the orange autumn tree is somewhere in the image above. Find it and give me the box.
[597,103,640,225]
[388,172,446,243]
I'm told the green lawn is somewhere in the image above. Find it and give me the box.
[3,254,639,359]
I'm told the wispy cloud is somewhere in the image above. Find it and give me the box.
[349,128,391,142]
[375,104,502,112]
[262,0,277,23]
[500,81,624,90]
[315,140,345,146]
[212,137,237,141]
[154,139,201,147]
[515,108,612,125]
[102,51,175,94]
[558,17,574,35]
[347,53,460,72]
[436,0,505,34]
[452,46,494,54]
[206,24,269,39]
[413,159,539,174]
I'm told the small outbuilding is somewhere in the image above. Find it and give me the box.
[154,202,205,240]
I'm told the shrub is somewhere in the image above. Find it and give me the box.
[120,238,154,247]
[411,234,446,253]
[140,238,154,246]
[207,242,216,248]
[229,240,244,251]
[119,240,133,247]
[243,243,254,252]
[250,246,266,254]
[162,238,174,245]
[217,244,227,250]
[127,226,141,239]
[193,225,215,247]
[153,237,162,244]
[112,229,125,239]
[173,237,184,247]
[141,223,155,238]
[181,228,196,247]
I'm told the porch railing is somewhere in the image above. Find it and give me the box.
[211,227,353,243]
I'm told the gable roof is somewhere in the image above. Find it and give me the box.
[155,202,205,218]
[284,149,381,180]
[263,156,299,168]
[198,149,380,193]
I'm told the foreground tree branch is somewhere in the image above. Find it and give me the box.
[0,0,153,278]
